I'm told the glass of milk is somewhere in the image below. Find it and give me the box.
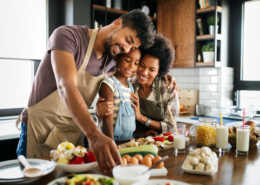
[173,123,186,154]
[236,125,250,155]
[216,125,228,152]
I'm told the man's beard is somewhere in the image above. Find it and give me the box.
[103,34,124,57]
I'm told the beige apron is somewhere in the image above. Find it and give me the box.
[16,29,108,158]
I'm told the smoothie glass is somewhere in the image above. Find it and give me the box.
[173,124,186,154]
[236,125,250,155]
[216,125,228,152]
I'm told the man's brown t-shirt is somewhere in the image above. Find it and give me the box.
[21,25,116,124]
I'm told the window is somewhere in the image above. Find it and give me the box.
[0,0,46,116]
[233,0,260,114]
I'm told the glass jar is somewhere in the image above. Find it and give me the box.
[189,117,219,147]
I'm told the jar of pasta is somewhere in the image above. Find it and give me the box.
[189,118,218,147]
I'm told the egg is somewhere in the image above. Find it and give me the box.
[134,154,143,163]
[141,156,152,168]
[122,155,131,163]
[144,154,154,160]
[152,156,164,169]
[129,157,139,165]
[122,157,127,165]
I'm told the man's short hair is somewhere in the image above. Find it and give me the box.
[140,34,175,77]
[120,9,155,49]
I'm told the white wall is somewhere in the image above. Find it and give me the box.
[171,67,234,116]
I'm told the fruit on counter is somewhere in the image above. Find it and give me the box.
[51,142,97,165]
[118,144,158,157]
[57,141,75,153]
[180,104,184,112]
[84,151,97,163]
[183,147,218,172]
[163,131,172,136]
[168,135,174,142]
[57,153,70,164]
[152,136,164,142]
[69,156,85,165]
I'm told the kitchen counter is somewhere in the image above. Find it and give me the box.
[23,124,260,185]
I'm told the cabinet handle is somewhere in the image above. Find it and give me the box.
[175,45,177,59]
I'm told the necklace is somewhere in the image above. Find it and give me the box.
[140,88,152,99]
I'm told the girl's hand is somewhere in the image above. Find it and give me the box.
[130,93,142,121]
[144,130,158,137]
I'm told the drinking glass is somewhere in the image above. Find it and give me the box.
[173,124,186,154]
[236,125,250,155]
[216,125,228,152]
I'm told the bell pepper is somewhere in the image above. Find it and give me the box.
[168,135,174,142]
[69,156,85,165]
[163,131,172,136]
[84,151,97,163]
[152,137,164,142]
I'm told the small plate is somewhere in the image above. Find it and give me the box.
[132,179,190,185]
[47,174,119,185]
[182,156,218,176]
[52,160,98,173]
[0,159,55,184]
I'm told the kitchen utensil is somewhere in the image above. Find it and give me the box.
[195,104,204,116]
[18,155,44,178]
[143,155,169,174]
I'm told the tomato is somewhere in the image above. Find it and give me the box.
[69,156,85,165]
[163,131,172,136]
[84,182,91,185]
[84,151,97,163]
[168,135,174,142]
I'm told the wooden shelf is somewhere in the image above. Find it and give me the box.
[197,6,222,14]
[196,62,214,66]
[196,34,221,40]
[92,4,157,21]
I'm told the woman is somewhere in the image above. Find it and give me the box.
[97,34,179,137]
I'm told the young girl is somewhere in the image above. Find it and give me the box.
[98,48,141,142]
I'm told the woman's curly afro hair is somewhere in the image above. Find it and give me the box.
[120,9,155,49]
[141,33,175,77]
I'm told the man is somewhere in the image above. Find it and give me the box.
[16,9,175,172]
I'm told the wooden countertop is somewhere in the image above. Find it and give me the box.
[25,124,260,185]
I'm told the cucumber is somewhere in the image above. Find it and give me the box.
[118,145,158,156]
[121,151,157,157]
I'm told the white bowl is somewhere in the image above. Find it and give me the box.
[52,160,98,173]
[132,179,190,185]
[112,164,150,185]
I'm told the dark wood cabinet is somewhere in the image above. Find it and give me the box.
[158,0,195,68]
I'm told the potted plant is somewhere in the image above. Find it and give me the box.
[207,16,219,35]
[201,44,214,62]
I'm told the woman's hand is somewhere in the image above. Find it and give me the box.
[164,74,179,92]
[96,97,115,117]
[130,92,142,121]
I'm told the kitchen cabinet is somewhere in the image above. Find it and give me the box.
[157,0,195,68]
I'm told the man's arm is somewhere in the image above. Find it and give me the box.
[99,83,114,140]
[51,50,122,172]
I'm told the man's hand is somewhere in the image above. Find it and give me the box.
[96,97,115,117]
[164,74,179,92]
[88,130,122,172]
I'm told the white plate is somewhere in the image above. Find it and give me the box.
[181,156,218,176]
[47,174,119,185]
[52,160,98,173]
[132,179,190,185]
[0,158,55,184]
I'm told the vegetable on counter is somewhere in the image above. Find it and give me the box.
[118,144,158,157]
